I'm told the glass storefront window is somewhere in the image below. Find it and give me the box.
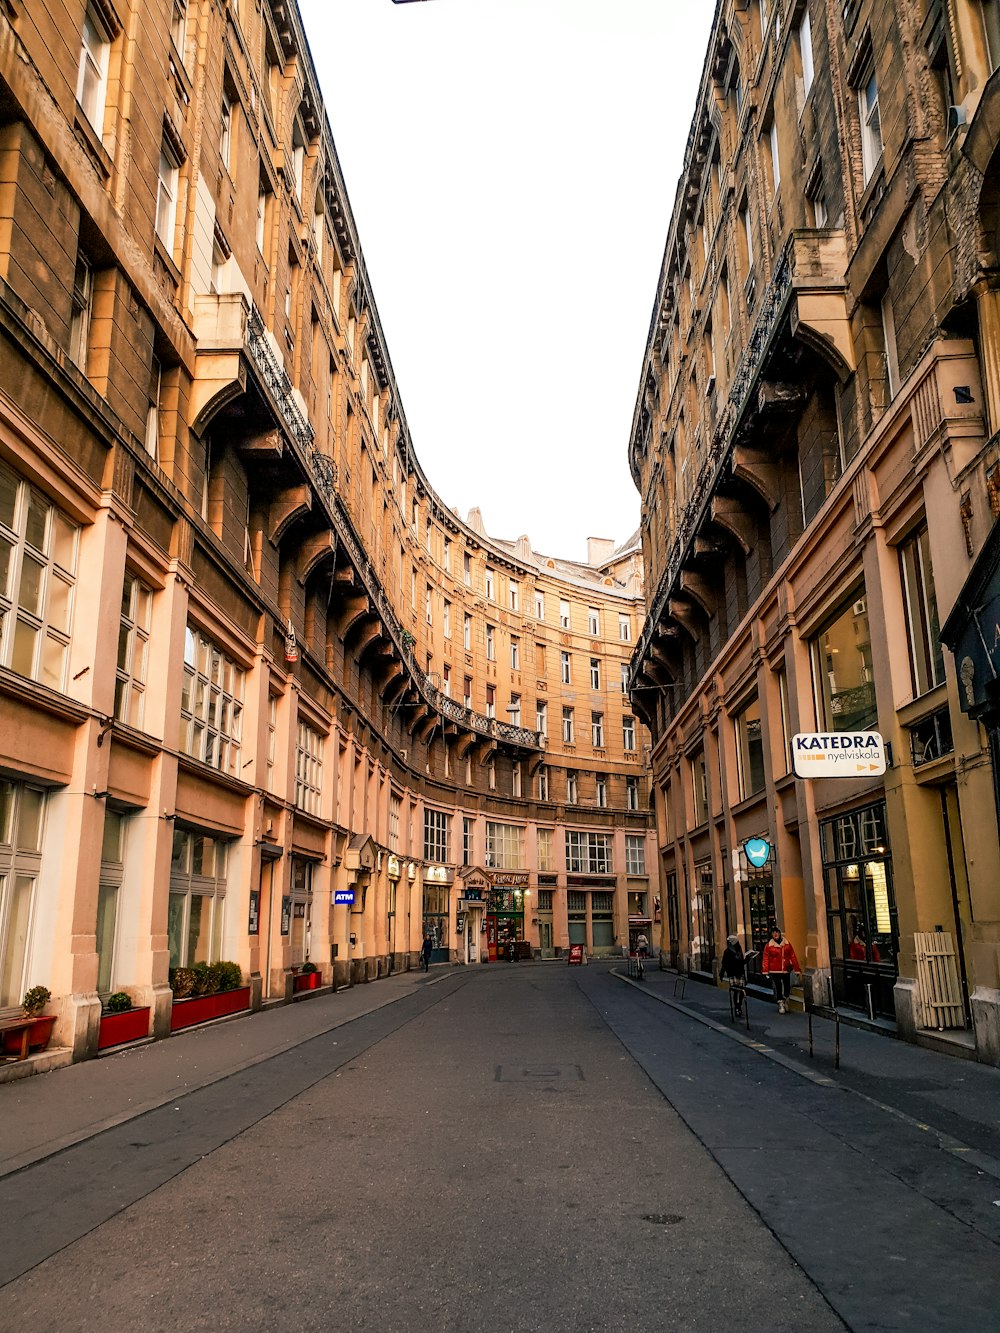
[812,590,877,731]
[821,802,896,1018]
[690,865,716,973]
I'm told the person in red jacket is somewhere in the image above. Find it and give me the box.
[761,925,800,1013]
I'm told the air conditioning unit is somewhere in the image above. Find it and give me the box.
[853,597,867,617]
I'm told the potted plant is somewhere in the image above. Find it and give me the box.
[293,961,322,992]
[97,990,152,1051]
[1,985,56,1057]
[169,961,251,1031]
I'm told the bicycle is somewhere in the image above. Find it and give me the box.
[635,948,645,981]
[728,977,749,1028]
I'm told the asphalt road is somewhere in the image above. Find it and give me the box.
[1,965,997,1331]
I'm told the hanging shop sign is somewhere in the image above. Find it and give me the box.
[743,838,772,869]
[334,889,356,906]
[791,732,886,779]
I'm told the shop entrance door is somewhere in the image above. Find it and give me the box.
[486,912,524,960]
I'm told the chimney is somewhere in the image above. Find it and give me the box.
[587,537,615,567]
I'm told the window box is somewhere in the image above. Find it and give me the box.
[98,1005,151,1050]
[293,970,322,993]
[169,985,251,1032]
[1,1014,56,1058]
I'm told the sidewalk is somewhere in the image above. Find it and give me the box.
[620,966,1000,1165]
[0,965,456,1178]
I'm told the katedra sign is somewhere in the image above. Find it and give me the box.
[792,732,887,778]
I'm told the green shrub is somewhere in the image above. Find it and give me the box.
[210,961,243,992]
[169,967,196,998]
[300,961,319,975]
[22,985,50,1017]
[105,991,133,1013]
[190,962,215,996]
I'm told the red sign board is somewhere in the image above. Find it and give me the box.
[567,944,584,966]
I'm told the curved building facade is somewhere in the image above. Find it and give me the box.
[0,0,655,1062]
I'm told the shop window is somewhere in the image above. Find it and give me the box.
[0,780,45,1008]
[168,828,228,969]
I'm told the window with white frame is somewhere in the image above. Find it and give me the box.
[442,663,451,697]
[537,766,549,802]
[0,459,79,692]
[508,693,521,726]
[899,524,945,697]
[561,651,571,684]
[512,761,521,797]
[626,777,639,811]
[595,776,607,808]
[485,568,495,600]
[0,780,46,1008]
[562,707,575,743]
[423,808,451,863]
[588,606,600,636]
[463,551,471,585]
[618,613,631,642]
[486,684,495,718]
[156,140,181,249]
[265,695,277,793]
[96,808,126,995]
[69,251,93,372]
[389,794,401,851]
[171,0,188,54]
[486,821,525,869]
[799,6,814,97]
[488,759,496,790]
[115,572,152,728]
[769,119,780,193]
[559,599,570,628]
[462,815,472,865]
[535,589,545,619]
[622,716,636,751]
[858,63,883,184]
[295,719,324,815]
[590,657,601,690]
[565,830,612,874]
[168,827,228,969]
[425,584,433,626]
[536,700,547,736]
[220,94,232,171]
[77,4,111,134]
[443,599,451,639]
[463,675,473,709]
[625,833,646,875]
[566,770,578,803]
[463,612,472,651]
[486,624,495,661]
[509,579,519,611]
[537,825,553,870]
[620,662,629,694]
[443,537,451,572]
[179,625,244,775]
[592,712,604,747]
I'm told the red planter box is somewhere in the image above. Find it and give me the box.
[169,986,251,1032]
[293,971,322,992]
[98,1006,151,1050]
[1,1014,55,1058]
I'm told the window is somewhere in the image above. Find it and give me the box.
[859,66,883,184]
[443,600,451,639]
[179,625,244,774]
[899,525,945,697]
[168,827,228,969]
[115,572,152,728]
[509,579,519,611]
[590,657,601,690]
[0,781,45,1007]
[535,590,545,619]
[486,624,495,661]
[565,830,612,874]
[537,766,549,802]
[537,642,546,675]
[511,636,520,670]
[0,460,79,692]
[618,613,631,642]
[425,584,433,626]
[566,771,578,803]
[462,816,472,865]
[265,695,277,793]
[256,186,269,253]
[625,834,646,876]
[96,810,126,995]
[813,591,876,731]
[443,537,451,572]
[621,662,629,695]
[562,707,575,743]
[588,607,600,636]
[69,252,93,372]
[220,94,232,171]
[768,119,781,193]
[156,141,181,249]
[442,663,451,697]
[463,676,473,709]
[742,204,754,274]
[295,720,324,815]
[691,748,709,824]
[537,825,553,869]
[485,568,495,600]
[592,712,604,748]
[559,599,571,628]
[623,716,636,751]
[486,684,496,718]
[881,292,899,399]
[508,693,521,726]
[736,697,766,798]
[171,0,187,53]
[77,4,111,134]
[463,612,472,651]
[561,651,572,684]
[595,777,607,807]
[536,700,547,736]
[488,759,497,790]
[423,809,451,863]
[486,822,525,869]
[799,6,814,97]
[626,777,639,811]
[463,552,471,586]
[145,355,162,458]
[512,762,522,798]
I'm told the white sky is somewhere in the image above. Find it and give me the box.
[298,0,714,562]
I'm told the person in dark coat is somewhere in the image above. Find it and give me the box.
[421,933,433,972]
[720,934,747,1015]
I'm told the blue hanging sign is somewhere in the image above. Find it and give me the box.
[744,838,772,869]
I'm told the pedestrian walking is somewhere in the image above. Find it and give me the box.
[761,925,799,1013]
[719,934,747,1015]
[421,932,433,972]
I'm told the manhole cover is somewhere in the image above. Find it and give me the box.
[641,1213,684,1226]
[495,1064,585,1083]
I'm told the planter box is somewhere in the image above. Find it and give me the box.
[98,1006,151,1050]
[169,986,251,1032]
[293,971,322,992]
[1,1014,55,1058]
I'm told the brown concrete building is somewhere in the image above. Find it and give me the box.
[0,0,656,1067]
[629,0,1000,1063]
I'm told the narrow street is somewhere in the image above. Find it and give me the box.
[2,965,999,1332]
